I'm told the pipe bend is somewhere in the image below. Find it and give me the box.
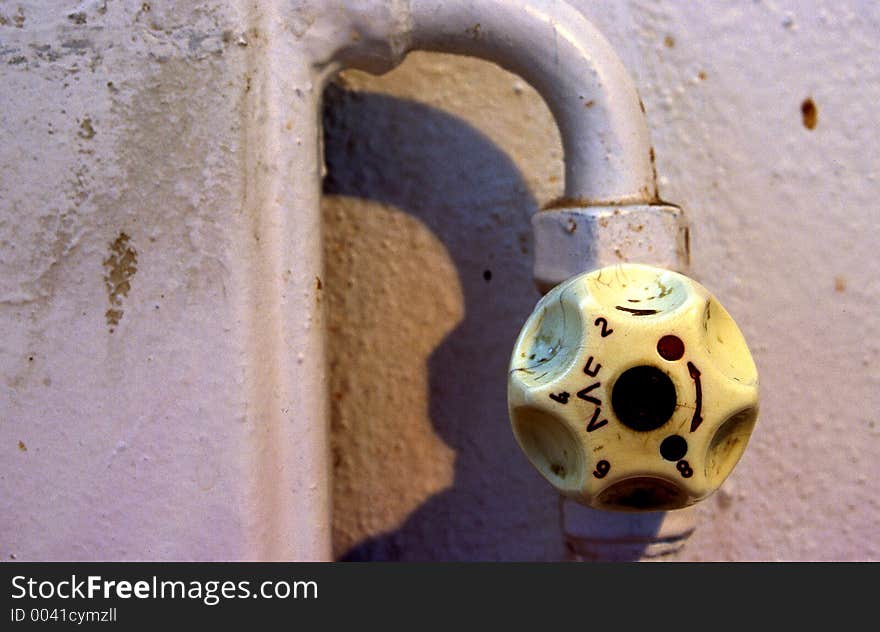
[320,0,656,204]
[406,0,656,204]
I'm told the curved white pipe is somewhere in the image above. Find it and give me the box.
[245,0,663,560]
[309,0,657,202]
[407,0,657,203]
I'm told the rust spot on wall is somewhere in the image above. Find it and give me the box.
[834,276,846,292]
[664,35,675,48]
[103,232,138,332]
[801,98,818,130]
[697,71,707,81]
[78,118,96,140]
[105,308,123,327]
[681,225,691,267]
[11,8,25,28]
[18,441,27,452]
[543,196,592,210]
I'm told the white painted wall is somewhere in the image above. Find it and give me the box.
[582,0,880,560]
[2,0,877,561]
[0,0,331,561]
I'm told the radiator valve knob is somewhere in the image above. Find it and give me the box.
[508,263,759,511]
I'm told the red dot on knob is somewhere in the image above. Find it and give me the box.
[657,335,685,361]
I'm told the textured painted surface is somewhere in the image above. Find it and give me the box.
[598,0,880,561]
[2,0,878,561]
[325,1,880,560]
[0,1,257,560]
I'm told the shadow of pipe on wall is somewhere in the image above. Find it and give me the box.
[321,83,660,561]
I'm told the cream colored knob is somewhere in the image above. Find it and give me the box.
[508,263,759,511]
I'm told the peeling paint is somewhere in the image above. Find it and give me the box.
[102,232,138,331]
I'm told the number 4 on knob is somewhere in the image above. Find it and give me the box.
[549,392,570,404]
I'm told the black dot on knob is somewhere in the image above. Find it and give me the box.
[660,435,688,462]
[611,365,677,432]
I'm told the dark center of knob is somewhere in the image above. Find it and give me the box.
[611,365,677,432]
